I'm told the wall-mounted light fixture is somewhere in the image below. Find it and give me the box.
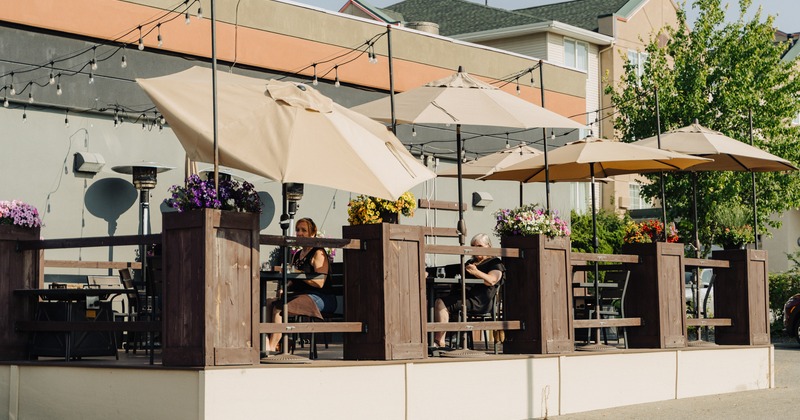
[472,191,493,208]
[73,152,105,173]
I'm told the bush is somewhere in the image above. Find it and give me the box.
[569,210,630,254]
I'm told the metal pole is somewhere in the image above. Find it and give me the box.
[539,61,551,212]
[749,109,759,249]
[139,188,153,364]
[387,26,396,134]
[654,87,667,240]
[456,125,469,349]
[692,172,701,322]
[590,163,603,345]
[211,0,220,194]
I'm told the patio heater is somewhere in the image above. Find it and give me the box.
[263,182,310,364]
[112,162,172,363]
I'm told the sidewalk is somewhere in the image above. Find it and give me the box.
[549,341,799,419]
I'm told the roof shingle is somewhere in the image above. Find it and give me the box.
[383,0,546,36]
[514,0,632,32]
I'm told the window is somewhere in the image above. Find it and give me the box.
[564,38,588,71]
[627,50,649,80]
[629,183,652,210]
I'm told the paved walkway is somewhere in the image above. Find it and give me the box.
[549,341,799,419]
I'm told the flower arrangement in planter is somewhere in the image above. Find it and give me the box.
[347,191,416,225]
[164,174,261,213]
[493,204,570,238]
[0,200,42,228]
[623,219,679,244]
[711,204,753,249]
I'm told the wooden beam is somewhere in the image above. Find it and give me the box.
[257,322,363,334]
[44,260,142,270]
[418,199,465,211]
[259,235,361,250]
[425,244,520,258]
[571,252,639,263]
[15,321,161,332]
[573,318,642,328]
[425,320,521,332]
[684,258,730,269]
[686,318,732,327]
[17,234,162,251]
[422,227,459,237]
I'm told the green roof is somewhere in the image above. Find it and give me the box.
[384,0,546,36]
[348,0,403,22]
[515,0,634,32]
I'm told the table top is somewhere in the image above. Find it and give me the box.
[573,282,619,288]
[260,271,326,281]
[14,288,128,300]
[426,277,484,285]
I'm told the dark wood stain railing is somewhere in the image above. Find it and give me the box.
[17,234,162,251]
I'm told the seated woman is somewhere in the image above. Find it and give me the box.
[267,217,337,352]
[432,233,505,348]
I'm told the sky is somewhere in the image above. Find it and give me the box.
[294,0,798,31]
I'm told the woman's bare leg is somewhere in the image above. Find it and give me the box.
[433,298,449,347]
[268,306,283,352]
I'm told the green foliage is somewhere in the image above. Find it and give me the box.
[570,210,631,254]
[768,271,800,335]
[606,0,800,256]
[710,203,755,247]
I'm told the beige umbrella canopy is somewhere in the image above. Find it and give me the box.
[352,70,586,129]
[486,136,711,183]
[633,122,797,172]
[437,145,542,179]
[137,66,435,201]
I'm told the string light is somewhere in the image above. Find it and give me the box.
[28,91,33,103]
[184,0,191,25]
[197,4,203,19]
[516,78,520,95]
[49,62,55,85]
[141,113,147,130]
[89,71,95,84]
[505,132,510,148]
[9,73,15,96]
[91,46,98,70]
[312,64,318,86]
[334,65,340,88]
[157,24,163,48]
[64,110,69,128]
[56,74,62,96]
[22,106,27,122]
[138,26,145,51]
[113,109,119,127]
[412,126,417,137]
[121,53,128,68]
[2,94,8,108]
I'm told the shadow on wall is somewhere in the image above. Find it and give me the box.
[85,178,138,236]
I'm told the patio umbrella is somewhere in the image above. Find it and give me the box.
[633,121,797,334]
[437,144,542,205]
[137,66,435,201]
[487,136,710,350]
[352,67,584,356]
[138,66,436,363]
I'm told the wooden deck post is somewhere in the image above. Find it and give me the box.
[0,225,41,360]
[622,242,687,348]
[712,249,770,345]
[501,235,574,354]
[161,209,260,366]
[342,224,427,360]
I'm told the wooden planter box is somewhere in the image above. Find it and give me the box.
[162,209,259,366]
[621,242,686,349]
[501,235,573,354]
[712,249,770,345]
[342,223,426,360]
[0,225,41,360]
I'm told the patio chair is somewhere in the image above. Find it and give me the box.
[594,270,631,348]
[117,268,144,353]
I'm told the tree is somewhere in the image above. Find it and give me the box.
[607,0,800,255]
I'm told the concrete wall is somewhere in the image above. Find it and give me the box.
[0,346,774,419]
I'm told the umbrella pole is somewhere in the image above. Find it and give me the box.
[519,182,523,207]
[442,125,485,358]
[749,109,759,249]
[387,25,396,135]
[687,172,714,346]
[263,184,309,363]
[654,87,667,240]
[539,61,552,212]
[210,0,220,195]
[578,163,616,352]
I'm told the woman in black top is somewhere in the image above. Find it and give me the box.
[267,217,337,352]
[432,233,505,348]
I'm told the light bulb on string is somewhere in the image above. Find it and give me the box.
[334,65,340,88]
[412,126,417,137]
[197,5,203,19]
[22,106,27,122]
[505,133,510,148]
[49,62,55,85]
[64,110,69,128]
[91,47,98,70]
[28,92,33,103]
[2,95,7,108]
[9,73,15,96]
[185,11,191,24]
[121,54,128,68]
[312,64,318,86]
[56,74,62,96]
[89,71,95,84]
[516,78,520,95]
[157,24,163,48]
[138,26,144,50]
[141,114,147,130]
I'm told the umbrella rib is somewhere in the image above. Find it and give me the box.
[728,154,752,172]
[431,101,459,124]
